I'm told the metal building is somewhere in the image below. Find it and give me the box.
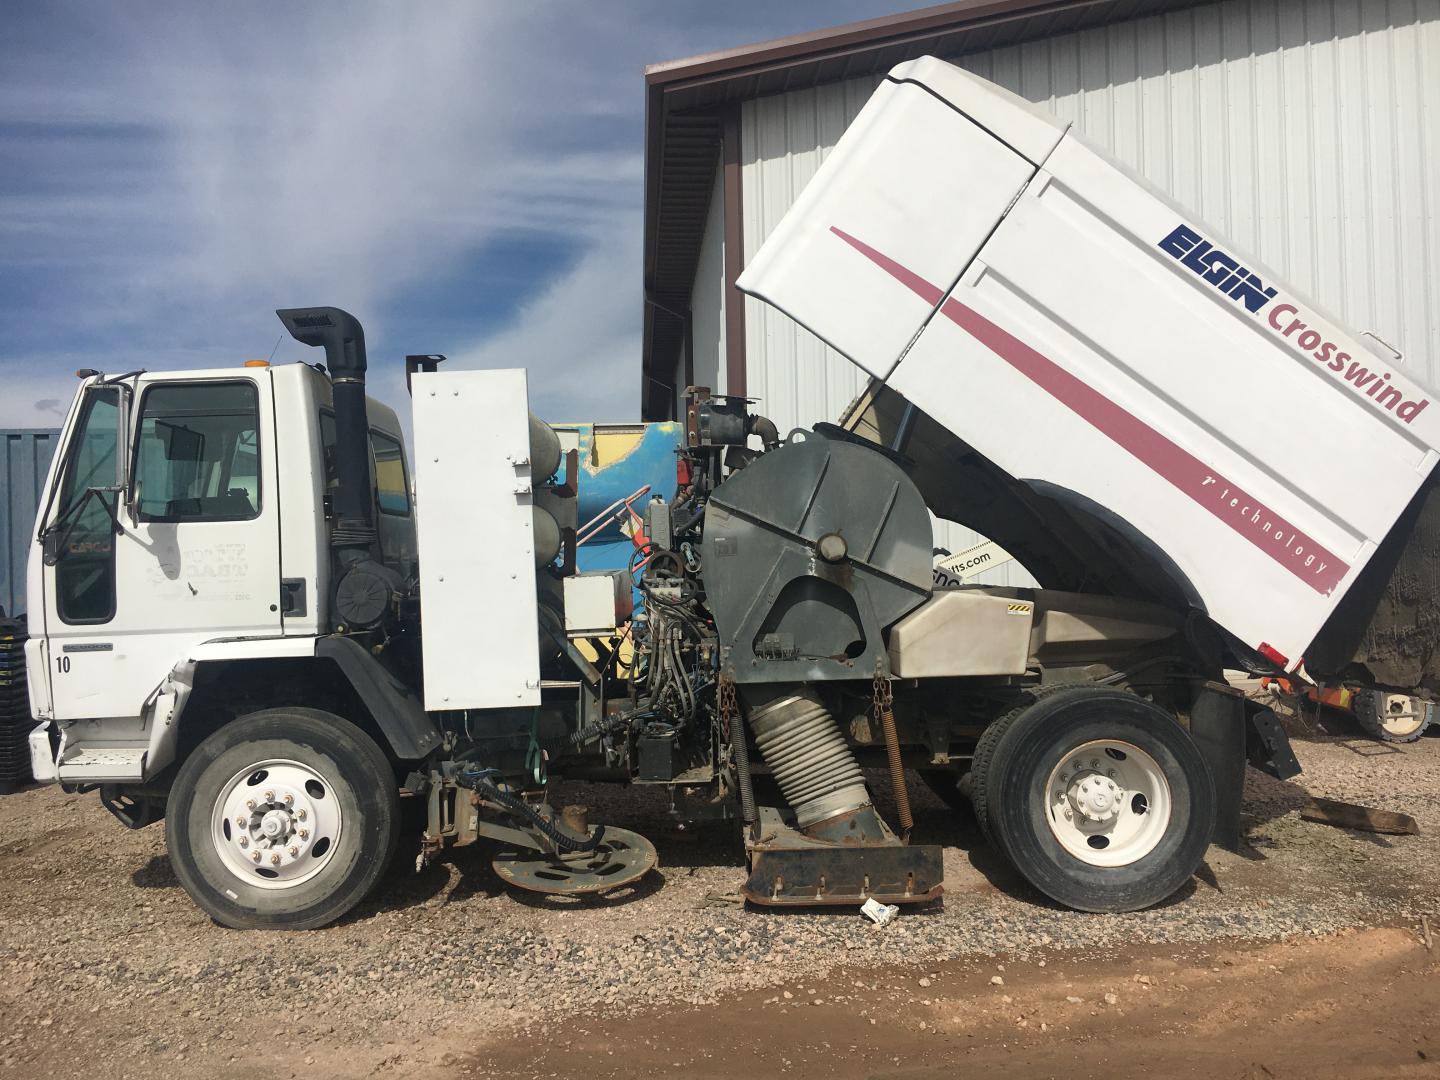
[641,0,1440,584]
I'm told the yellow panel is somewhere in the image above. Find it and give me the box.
[592,428,645,467]
[574,630,636,675]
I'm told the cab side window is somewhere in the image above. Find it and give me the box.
[371,430,410,516]
[54,387,120,624]
[134,383,261,522]
[318,412,340,495]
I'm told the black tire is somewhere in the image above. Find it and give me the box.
[969,684,1083,843]
[1352,690,1432,744]
[167,707,400,930]
[972,687,1215,913]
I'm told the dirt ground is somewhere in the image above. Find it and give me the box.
[474,927,1440,1080]
[2,732,1438,1079]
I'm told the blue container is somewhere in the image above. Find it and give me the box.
[556,422,683,579]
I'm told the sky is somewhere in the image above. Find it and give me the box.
[0,0,921,430]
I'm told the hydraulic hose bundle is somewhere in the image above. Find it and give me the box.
[457,768,604,854]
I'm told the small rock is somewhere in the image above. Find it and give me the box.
[1065,996,1083,1004]
[918,977,932,988]
[990,976,1005,986]
[1103,993,1119,1006]
[782,991,793,1000]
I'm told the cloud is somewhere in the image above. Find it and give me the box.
[0,367,79,429]
[0,2,643,426]
[0,1,921,432]
[444,214,643,424]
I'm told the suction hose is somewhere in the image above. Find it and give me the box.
[746,686,871,833]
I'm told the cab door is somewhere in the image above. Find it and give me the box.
[39,371,283,721]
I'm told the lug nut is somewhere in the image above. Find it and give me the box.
[239,836,249,848]
[284,793,294,806]
[263,790,275,802]
[251,851,261,863]
[297,810,307,821]
[289,846,299,857]
[298,829,309,840]
[270,853,281,865]
[236,815,247,827]
[245,799,256,810]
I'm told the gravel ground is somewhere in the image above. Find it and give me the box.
[1,732,1437,1078]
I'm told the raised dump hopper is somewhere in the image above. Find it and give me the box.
[738,55,1440,681]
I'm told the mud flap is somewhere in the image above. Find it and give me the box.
[1189,682,1248,852]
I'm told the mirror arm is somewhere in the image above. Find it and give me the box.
[40,487,124,566]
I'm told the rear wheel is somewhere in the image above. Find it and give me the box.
[167,708,400,930]
[970,687,1214,913]
[1353,690,1432,744]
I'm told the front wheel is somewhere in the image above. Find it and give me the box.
[971,688,1215,913]
[167,708,400,930]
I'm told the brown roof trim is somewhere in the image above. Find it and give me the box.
[643,0,1072,86]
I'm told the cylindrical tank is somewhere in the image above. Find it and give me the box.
[528,414,562,484]
[533,506,561,567]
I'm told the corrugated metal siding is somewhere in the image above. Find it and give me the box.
[741,0,1440,586]
[688,164,728,402]
[0,430,59,617]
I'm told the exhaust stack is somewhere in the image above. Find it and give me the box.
[277,306,401,630]
[277,307,374,553]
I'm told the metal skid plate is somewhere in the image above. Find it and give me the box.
[491,826,658,896]
[742,808,943,907]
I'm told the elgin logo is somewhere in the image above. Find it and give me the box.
[1158,224,1276,313]
[1159,222,1430,426]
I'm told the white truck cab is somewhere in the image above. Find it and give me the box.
[28,362,413,786]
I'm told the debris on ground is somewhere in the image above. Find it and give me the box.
[1299,795,1421,835]
[860,897,898,925]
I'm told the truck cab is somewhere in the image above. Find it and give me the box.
[28,362,413,787]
